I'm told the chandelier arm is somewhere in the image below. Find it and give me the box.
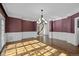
[37,23,44,35]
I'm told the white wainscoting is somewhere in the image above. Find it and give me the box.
[49,32,78,46]
[5,31,78,46]
[22,32,37,39]
[0,14,5,51]
[6,32,37,42]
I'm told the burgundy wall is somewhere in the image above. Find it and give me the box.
[62,17,72,33]
[32,21,37,31]
[55,20,62,32]
[5,17,37,33]
[5,17,22,32]
[50,12,79,33]
[53,21,56,31]
[52,20,63,32]
[22,20,37,32]
[50,21,53,31]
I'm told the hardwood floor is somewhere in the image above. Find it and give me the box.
[1,36,79,56]
[38,36,79,55]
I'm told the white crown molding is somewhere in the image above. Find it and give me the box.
[9,15,37,21]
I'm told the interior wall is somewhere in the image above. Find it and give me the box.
[22,20,36,32]
[5,17,22,32]
[50,12,79,46]
[0,14,5,51]
[0,4,7,52]
[5,17,37,32]
[6,32,37,42]
[51,17,75,33]
[5,17,37,42]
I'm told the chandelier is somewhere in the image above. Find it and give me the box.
[37,9,47,35]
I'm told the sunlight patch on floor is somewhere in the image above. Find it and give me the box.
[59,53,67,56]
[2,40,67,56]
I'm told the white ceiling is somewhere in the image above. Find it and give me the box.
[2,3,79,21]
